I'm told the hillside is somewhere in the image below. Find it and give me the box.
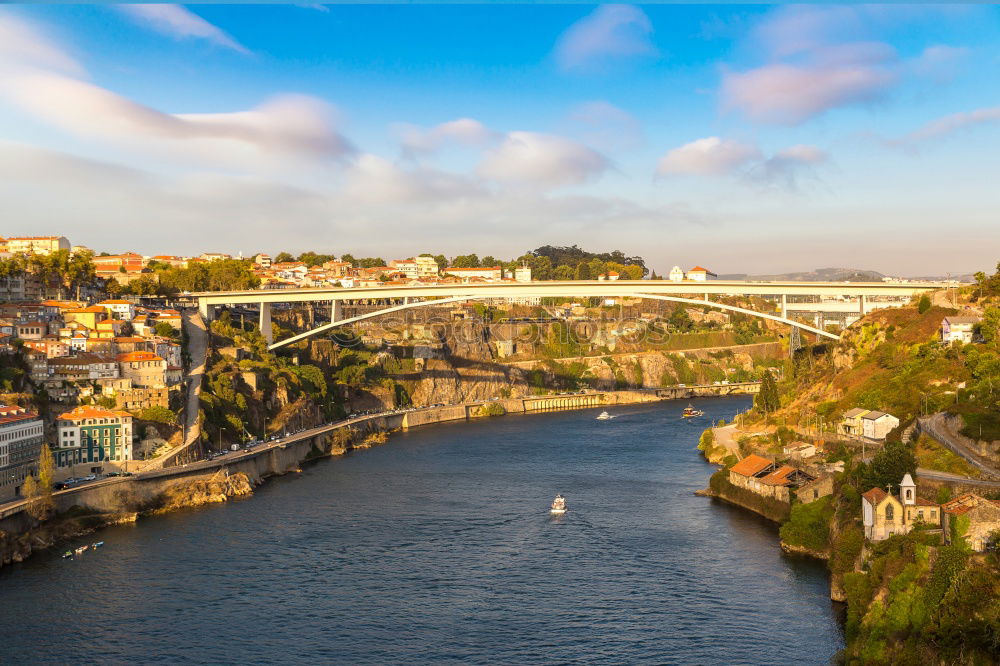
[718,267,886,282]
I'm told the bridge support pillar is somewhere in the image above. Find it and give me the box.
[259,302,273,344]
[331,299,343,324]
[859,295,866,316]
[198,300,212,322]
[780,294,787,319]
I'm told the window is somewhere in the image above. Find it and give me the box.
[885,504,894,521]
[906,489,912,501]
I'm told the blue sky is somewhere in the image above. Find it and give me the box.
[1,4,999,275]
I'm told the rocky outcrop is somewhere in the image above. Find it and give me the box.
[149,471,255,514]
[0,512,138,568]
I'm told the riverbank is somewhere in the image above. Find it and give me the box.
[2,387,753,569]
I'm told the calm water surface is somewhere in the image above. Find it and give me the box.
[0,397,843,664]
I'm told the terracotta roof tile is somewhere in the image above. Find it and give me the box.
[730,454,774,477]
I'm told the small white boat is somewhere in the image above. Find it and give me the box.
[550,494,567,515]
[595,411,615,420]
[92,541,104,548]
[74,545,88,555]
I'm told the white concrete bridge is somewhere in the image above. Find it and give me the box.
[191,279,951,350]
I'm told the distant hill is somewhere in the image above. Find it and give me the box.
[717,267,886,282]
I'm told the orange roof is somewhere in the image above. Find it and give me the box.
[116,351,163,362]
[730,454,773,477]
[58,406,131,421]
[760,465,797,486]
[862,487,888,505]
[66,306,106,314]
[942,493,988,515]
[97,300,132,305]
[913,497,938,507]
[0,404,39,425]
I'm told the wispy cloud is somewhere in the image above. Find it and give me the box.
[396,118,496,159]
[657,137,760,177]
[657,137,827,189]
[117,4,250,55]
[567,100,642,152]
[553,5,656,72]
[894,106,1000,146]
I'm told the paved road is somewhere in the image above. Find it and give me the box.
[917,467,1000,488]
[919,413,1000,479]
[711,424,741,457]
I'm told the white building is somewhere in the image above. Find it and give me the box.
[686,266,717,281]
[390,256,440,279]
[96,299,136,321]
[445,266,503,282]
[668,266,684,282]
[0,405,45,500]
[941,316,980,345]
[861,411,900,440]
[4,236,71,256]
[514,265,532,283]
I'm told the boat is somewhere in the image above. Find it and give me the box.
[681,404,705,418]
[62,551,73,559]
[74,545,88,555]
[595,411,615,420]
[550,494,567,515]
[92,541,104,548]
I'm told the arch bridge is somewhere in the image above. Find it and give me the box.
[192,279,951,350]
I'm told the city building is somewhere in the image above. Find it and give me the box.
[92,253,145,273]
[54,406,133,474]
[444,266,503,282]
[941,316,981,345]
[514,265,532,283]
[117,351,167,388]
[96,299,137,321]
[862,473,939,541]
[4,236,71,256]
[253,253,272,268]
[47,354,119,381]
[389,257,440,279]
[0,405,44,500]
[668,265,684,281]
[686,266,717,281]
[63,305,107,329]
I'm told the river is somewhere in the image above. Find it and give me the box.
[0,397,843,664]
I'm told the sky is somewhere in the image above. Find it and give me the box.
[1,4,999,276]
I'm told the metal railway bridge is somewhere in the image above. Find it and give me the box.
[191,279,951,350]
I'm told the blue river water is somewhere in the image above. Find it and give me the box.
[0,397,843,664]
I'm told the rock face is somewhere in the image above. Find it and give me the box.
[152,471,254,514]
[0,512,138,568]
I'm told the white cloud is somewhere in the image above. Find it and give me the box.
[117,4,249,54]
[344,154,485,203]
[911,45,969,82]
[0,13,83,76]
[0,70,353,166]
[657,137,760,176]
[477,131,610,187]
[397,118,495,158]
[895,106,1000,145]
[553,5,656,72]
[721,48,897,125]
[751,144,828,189]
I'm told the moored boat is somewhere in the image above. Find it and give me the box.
[595,411,615,420]
[550,494,567,515]
[74,545,88,555]
[92,541,104,548]
[62,551,73,559]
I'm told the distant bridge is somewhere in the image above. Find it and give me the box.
[191,280,950,349]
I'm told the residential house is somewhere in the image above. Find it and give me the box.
[47,353,119,381]
[92,253,144,273]
[54,406,133,474]
[941,493,1000,552]
[783,441,817,460]
[597,271,620,281]
[941,316,981,345]
[862,473,940,541]
[839,408,871,437]
[686,266,717,281]
[0,405,45,500]
[254,253,272,268]
[668,265,685,282]
[96,299,136,321]
[795,475,836,504]
[861,411,900,440]
[26,349,49,382]
[513,265,532,283]
[15,321,46,340]
[23,337,70,359]
[117,351,167,388]
[64,305,107,329]
[200,253,231,262]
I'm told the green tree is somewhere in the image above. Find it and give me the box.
[755,371,780,413]
[37,444,54,491]
[274,252,295,263]
[450,254,480,268]
[918,294,931,314]
[153,322,176,338]
[857,439,917,491]
[574,262,592,280]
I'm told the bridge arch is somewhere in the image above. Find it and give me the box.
[267,291,836,350]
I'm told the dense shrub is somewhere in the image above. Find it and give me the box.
[779,496,833,552]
